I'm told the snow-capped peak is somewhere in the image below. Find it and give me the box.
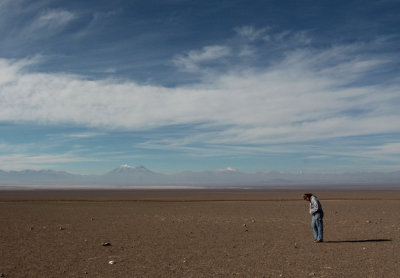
[108,165,152,175]
[119,164,133,169]
[216,167,238,173]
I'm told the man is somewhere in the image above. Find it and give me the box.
[303,193,324,243]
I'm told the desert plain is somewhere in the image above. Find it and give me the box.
[0,188,400,277]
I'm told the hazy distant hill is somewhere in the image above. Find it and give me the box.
[0,165,399,187]
[0,169,78,185]
[102,164,166,185]
[106,164,154,175]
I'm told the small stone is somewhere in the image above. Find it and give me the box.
[102,242,112,246]
[108,260,116,265]
[59,226,65,230]
[243,224,247,227]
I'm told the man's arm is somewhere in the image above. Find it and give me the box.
[310,196,319,214]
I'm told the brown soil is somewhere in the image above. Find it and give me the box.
[0,189,399,277]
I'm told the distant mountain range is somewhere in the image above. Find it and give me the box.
[0,165,399,188]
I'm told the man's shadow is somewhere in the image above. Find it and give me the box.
[325,239,392,243]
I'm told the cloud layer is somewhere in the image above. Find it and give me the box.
[1,36,399,148]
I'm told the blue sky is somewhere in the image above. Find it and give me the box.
[0,0,399,175]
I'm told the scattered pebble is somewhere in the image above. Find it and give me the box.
[102,242,112,246]
[108,260,116,265]
[366,220,371,223]
[59,226,65,230]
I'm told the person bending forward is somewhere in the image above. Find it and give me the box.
[303,193,324,243]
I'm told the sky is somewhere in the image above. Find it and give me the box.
[0,0,399,175]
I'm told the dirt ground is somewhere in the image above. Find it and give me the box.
[0,189,400,277]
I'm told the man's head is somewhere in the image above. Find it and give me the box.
[303,193,313,201]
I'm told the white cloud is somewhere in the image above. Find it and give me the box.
[238,44,255,57]
[0,37,399,149]
[173,45,231,71]
[0,1,77,45]
[37,10,76,28]
[274,30,291,41]
[363,143,400,157]
[234,26,269,41]
[0,140,101,171]
[260,29,312,48]
[61,132,107,138]
[0,153,95,171]
[18,9,76,39]
[173,27,315,75]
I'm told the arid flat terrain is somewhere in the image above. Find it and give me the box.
[1,188,400,277]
